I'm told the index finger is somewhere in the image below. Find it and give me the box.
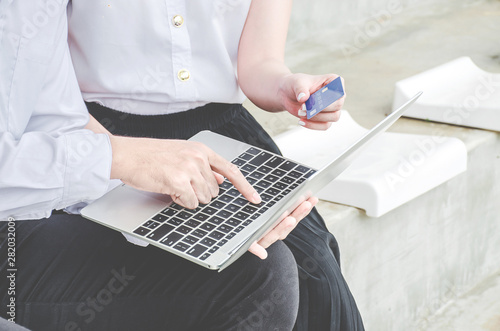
[208,151,261,204]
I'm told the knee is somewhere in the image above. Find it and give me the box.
[233,241,299,330]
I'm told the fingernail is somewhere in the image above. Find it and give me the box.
[297,92,306,102]
[298,120,306,126]
[253,192,262,203]
[298,109,306,117]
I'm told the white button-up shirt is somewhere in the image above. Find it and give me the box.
[68,0,251,115]
[0,0,251,220]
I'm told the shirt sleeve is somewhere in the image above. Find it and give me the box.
[0,1,112,221]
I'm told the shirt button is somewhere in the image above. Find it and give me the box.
[172,15,184,27]
[177,69,190,81]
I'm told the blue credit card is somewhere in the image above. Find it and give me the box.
[305,77,344,119]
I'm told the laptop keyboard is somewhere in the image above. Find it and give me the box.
[132,146,316,261]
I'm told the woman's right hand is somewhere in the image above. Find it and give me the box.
[109,136,261,209]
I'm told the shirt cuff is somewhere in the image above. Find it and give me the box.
[57,131,113,209]
[122,232,150,247]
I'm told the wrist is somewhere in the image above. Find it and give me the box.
[109,135,127,180]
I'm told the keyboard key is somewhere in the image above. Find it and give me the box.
[257,165,272,174]
[167,217,183,226]
[295,165,310,173]
[241,170,250,177]
[232,158,246,167]
[250,213,261,220]
[297,178,305,184]
[193,213,210,222]
[246,177,257,185]
[234,212,250,221]
[216,239,228,246]
[160,232,183,246]
[265,187,280,196]
[220,181,233,190]
[288,171,302,179]
[200,253,211,261]
[170,203,183,210]
[187,206,202,214]
[304,169,316,178]
[202,206,218,215]
[261,194,273,202]
[217,224,234,233]
[211,201,226,209]
[216,210,232,219]
[208,230,225,240]
[273,182,287,190]
[267,201,276,207]
[254,186,266,194]
[225,203,241,213]
[271,169,287,177]
[235,226,245,233]
[208,246,220,254]
[249,151,272,166]
[263,174,280,183]
[183,235,199,245]
[281,176,295,185]
[253,201,266,209]
[243,220,252,226]
[200,223,216,232]
[274,194,285,201]
[146,221,160,230]
[242,164,257,172]
[133,227,150,236]
[208,216,225,225]
[247,147,260,155]
[256,180,271,189]
[242,205,258,214]
[226,218,242,227]
[233,198,248,207]
[173,242,190,252]
[279,161,297,171]
[239,153,254,161]
[265,156,285,168]
[227,188,240,197]
[289,184,299,190]
[161,208,177,216]
[187,244,209,258]
[153,214,168,223]
[192,229,208,238]
[219,194,234,203]
[226,232,237,240]
[177,211,192,220]
[147,224,175,241]
[201,237,217,247]
[249,171,265,180]
[177,226,192,234]
[186,219,201,228]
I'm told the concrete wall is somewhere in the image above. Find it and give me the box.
[288,0,486,46]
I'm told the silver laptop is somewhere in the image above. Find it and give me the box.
[82,92,422,271]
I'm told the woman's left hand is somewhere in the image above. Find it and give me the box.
[278,73,345,130]
[248,196,319,259]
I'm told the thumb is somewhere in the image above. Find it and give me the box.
[295,89,310,103]
[292,76,313,103]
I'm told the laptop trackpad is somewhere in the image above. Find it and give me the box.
[82,185,172,233]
